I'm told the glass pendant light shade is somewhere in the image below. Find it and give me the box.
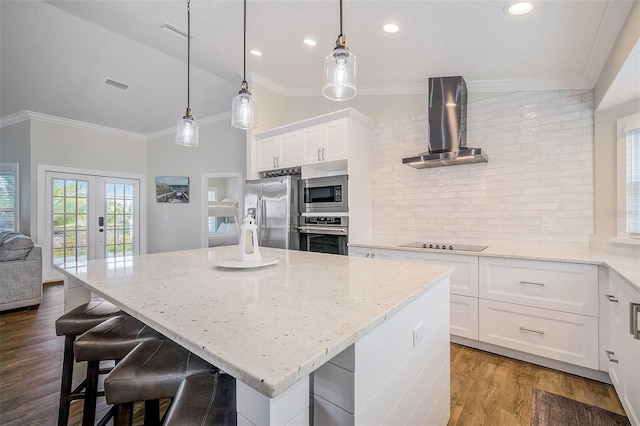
[322,45,357,101]
[231,0,257,130]
[175,110,199,147]
[231,83,257,129]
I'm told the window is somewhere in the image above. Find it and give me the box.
[0,163,18,232]
[617,113,640,239]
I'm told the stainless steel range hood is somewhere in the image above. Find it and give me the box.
[403,76,488,169]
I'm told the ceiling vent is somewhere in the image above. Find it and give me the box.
[104,79,130,90]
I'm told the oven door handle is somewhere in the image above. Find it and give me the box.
[298,226,348,235]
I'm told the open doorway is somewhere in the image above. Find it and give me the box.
[200,173,243,248]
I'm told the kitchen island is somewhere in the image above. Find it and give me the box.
[57,246,453,425]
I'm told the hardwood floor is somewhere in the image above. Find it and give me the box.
[448,342,626,425]
[0,283,627,425]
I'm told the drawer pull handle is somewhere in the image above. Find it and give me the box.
[605,350,619,363]
[519,326,545,335]
[605,294,619,303]
[631,303,640,340]
[519,280,545,287]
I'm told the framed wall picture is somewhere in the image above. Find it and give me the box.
[156,176,189,203]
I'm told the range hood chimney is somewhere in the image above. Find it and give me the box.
[402,76,488,169]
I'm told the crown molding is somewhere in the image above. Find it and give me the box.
[278,77,591,97]
[468,77,591,92]
[0,111,30,128]
[146,111,231,141]
[0,110,147,140]
[248,72,287,95]
[583,0,635,88]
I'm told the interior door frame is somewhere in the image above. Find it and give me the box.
[200,172,243,248]
[37,164,147,282]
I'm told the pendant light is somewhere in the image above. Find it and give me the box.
[322,0,357,101]
[231,0,257,129]
[175,0,199,147]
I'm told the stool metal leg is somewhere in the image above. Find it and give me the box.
[81,360,99,426]
[57,335,75,426]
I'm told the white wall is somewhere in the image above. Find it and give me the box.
[0,121,31,235]
[146,119,246,253]
[29,119,147,239]
[371,90,595,251]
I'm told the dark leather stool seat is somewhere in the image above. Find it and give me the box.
[55,301,122,337]
[73,315,165,426]
[163,373,236,426]
[55,301,123,426]
[105,340,217,426]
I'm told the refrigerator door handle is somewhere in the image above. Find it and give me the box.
[256,194,262,241]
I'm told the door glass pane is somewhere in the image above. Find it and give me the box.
[104,182,134,259]
[52,178,89,268]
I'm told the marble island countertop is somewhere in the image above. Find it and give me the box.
[349,240,640,292]
[56,246,453,399]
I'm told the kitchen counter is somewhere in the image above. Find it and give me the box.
[349,240,640,292]
[56,245,454,425]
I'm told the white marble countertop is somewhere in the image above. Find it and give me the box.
[56,246,453,398]
[349,240,640,292]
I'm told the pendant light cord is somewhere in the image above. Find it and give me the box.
[243,0,247,83]
[339,0,343,37]
[187,0,191,111]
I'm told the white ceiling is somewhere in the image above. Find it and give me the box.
[0,0,636,135]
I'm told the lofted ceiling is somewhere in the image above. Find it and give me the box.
[0,0,636,135]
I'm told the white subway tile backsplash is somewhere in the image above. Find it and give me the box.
[371,90,594,250]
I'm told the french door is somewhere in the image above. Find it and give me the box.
[42,172,140,281]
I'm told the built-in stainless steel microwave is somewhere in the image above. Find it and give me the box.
[301,175,348,214]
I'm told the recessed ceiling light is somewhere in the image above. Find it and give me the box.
[303,38,317,47]
[250,50,262,57]
[507,2,533,15]
[383,23,399,34]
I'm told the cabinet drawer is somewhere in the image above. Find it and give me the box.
[479,299,599,369]
[398,252,479,297]
[479,257,598,315]
[451,294,478,340]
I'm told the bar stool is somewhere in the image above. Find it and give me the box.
[163,373,236,426]
[104,339,218,426]
[73,315,165,426]
[55,301,123,426]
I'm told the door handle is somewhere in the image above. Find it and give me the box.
[322,148,326,161]
[519,280,545,287]
[519,326,545,335]
[605,294,619,303]
[631,303,640,340]
[317,148,321,162]
[605,350,619,363]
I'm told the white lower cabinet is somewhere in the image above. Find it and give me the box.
[450,294,479,340]
[348,246,397,260]
[603,271,640,426]
[479,299,599,369]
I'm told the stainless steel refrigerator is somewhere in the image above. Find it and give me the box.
[244,175,300,250]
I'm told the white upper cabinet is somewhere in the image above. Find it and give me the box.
[257,136,281,171]
[302,118,348,164]
[257,133,303,171]
[254,109,375,173]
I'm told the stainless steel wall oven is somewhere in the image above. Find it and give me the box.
[299,215,348,256]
